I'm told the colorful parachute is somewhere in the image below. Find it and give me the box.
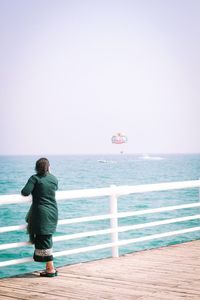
[111,132,128,144]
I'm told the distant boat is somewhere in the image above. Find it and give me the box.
[140,154,164,160]
[98,160,116,164]
[98,160,108,163]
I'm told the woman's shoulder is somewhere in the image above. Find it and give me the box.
[28,174,39,183]
[47,173,58,182]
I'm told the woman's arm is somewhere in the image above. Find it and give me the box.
[21,176,37,196]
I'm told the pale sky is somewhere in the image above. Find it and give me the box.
[0,0,200,155]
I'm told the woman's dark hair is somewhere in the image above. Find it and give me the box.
[35,158,50,175]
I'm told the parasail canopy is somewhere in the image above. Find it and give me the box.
[111,132,128,144]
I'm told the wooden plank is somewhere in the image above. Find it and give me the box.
[0,240,200,299]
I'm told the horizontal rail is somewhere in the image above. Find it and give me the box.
[0,180,200,205]
[1,202,200,233]
[117,226,200,247]
[1,214,200,251]
[0,224,27,233]
[0,194,32,205]
[0,257,33,267]
[54,226,200,257]
[1,226,200,267]
[0,241,29,251]
[57,180,200,199]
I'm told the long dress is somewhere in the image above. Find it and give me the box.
[21,172,58,262]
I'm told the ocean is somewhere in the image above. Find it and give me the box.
[0,154,200,278]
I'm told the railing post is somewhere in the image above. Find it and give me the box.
[110,185,119,258]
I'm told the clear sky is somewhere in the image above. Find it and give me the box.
[0,0,199,155]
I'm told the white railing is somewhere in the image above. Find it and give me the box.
[0,180,200,268]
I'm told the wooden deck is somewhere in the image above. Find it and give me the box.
[0,240,200,300]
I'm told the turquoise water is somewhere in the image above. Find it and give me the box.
[0,154,200,278]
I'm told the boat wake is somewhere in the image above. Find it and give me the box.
[139,154,164,161]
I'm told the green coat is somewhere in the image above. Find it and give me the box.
[21,173,58,235]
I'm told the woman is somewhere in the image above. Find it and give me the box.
[21,158,58,277]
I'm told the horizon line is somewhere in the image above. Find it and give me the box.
[0,152,200,156]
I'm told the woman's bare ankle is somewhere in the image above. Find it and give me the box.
[46,267,56,273]
[46,261,55,272]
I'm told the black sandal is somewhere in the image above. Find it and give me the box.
[40,270,58,277]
